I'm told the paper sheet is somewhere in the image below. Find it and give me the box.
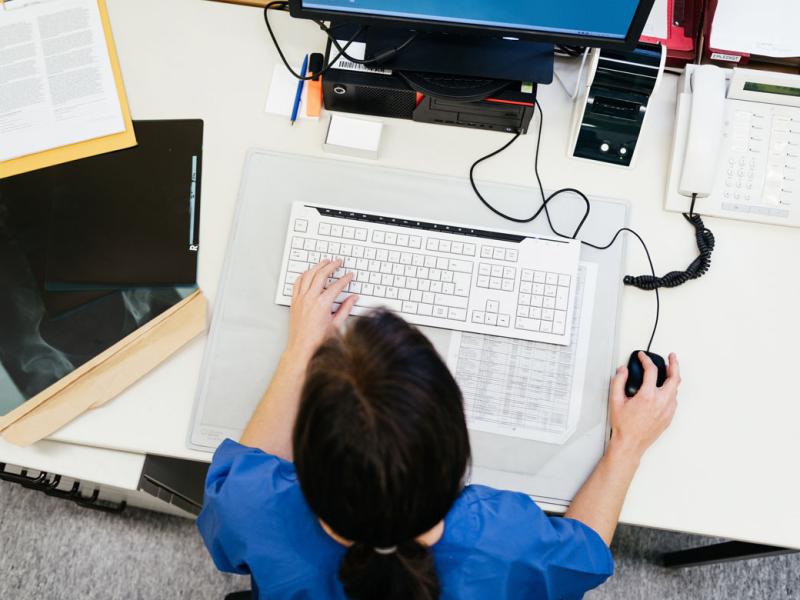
[640,0,668,41]
[0,0,125,162]
[711,0,800,58]
[264,64,317,120]
[447,263,597,445]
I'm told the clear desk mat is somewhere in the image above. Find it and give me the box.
[189,149,627,506]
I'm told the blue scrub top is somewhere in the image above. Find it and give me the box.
[198,440,614,599]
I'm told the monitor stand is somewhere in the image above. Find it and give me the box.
[354,25,554,84]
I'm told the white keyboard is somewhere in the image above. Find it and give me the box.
[276,203,581,346]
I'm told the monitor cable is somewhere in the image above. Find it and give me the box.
[469,101,716,352]
[264,1,417,80]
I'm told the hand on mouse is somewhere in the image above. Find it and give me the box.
[608,352,681,461]
[285,259,358,363]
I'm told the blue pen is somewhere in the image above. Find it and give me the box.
[291,54,309,125]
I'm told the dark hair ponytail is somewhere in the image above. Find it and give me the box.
[293,310,470,600]
[340,540,438,600]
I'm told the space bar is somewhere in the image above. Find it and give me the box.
[355,296,403,313]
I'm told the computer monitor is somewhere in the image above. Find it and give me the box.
[289,0,656,50]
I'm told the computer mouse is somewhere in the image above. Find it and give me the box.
[625,351,668,397]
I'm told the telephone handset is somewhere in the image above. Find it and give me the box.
[677,66,727,198]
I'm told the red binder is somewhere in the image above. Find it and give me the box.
[702,0,751,65]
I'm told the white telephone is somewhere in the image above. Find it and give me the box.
[665,65,800,227]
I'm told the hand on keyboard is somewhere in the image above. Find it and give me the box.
[285,259,359,362]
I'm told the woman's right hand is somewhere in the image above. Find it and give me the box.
[608,352,681,461]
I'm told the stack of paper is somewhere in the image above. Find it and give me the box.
[0,0,135,178]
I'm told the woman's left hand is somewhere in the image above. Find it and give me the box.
[284,259,359,363]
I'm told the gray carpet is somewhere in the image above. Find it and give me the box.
[1,482,797,599]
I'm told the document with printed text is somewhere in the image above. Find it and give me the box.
[0,0,125,162]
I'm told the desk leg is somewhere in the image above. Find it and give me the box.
[661,542,797,568]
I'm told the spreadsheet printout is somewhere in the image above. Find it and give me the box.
[447,263,597,444]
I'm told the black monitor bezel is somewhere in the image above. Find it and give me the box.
[288,0,657,50]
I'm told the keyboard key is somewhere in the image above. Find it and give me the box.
[433,305,448,318]
[505,249,518,262]
[290,249,308,261]
[365,247,377,260]
[385,232,397,245]
[318,223,331,236]
[451,242,463,254]
[342,226,355,239]
[355,228,368,241]
[476,275,490,288]
[436,257,449,269]
[292,237,304,249]
[382,274,394,286]
[288,260,309,273]
[542,309,554,321]
[534,271,546,283]
[448,307,467,321]
[492,248,505,260]
[531,295,544,307]
[412,254,424,266]
[294,219,308,233]
[362,283,374,295]
[485,313,498,326]
[369,272,382,284]
[392,263,405,276]
[350,281,362,294]
[430,269,442,281]
[397,234,409,246]
[402,301,418,314]
[308,251,321,263]
[546,273,558,285]
[331,224,343,237]
[486,300,499,313]
[503,266,516,279]
[400,252,413,265]
[472,310,485,324]
[517,305,529,317]
[439,240,452,253]
[543,297,555,309]
[498,314,510,327]
[519,293,531,305]
[441,271,454,283]
[404,265,417,277]
[341,244,353,256]
[418,303,434,316]
[516,317,540,331]
[442,282,455,295]
[304,238,317,250]
[521,281,532,294]
[545,285,557,297]
[418,279,431,291]
[427,238,439,251]
[394,275,406,288]
[530,307,542,319]
[540,321,552,333]
[501,279,514,292]
[329,242,341,254]
[491,265,503,278]
[388,250,401,263]
[374,285,386,297]
[463,243,476,256]
[380,262,393,274]
[479,263,491,276]
[453,273,471,296]
[351,245,363,257]
[553,320,565,335]
[286,272,301,285]
[422,291,435,304]
[406,277,418,289]
[448,259,472,273]
[410,290,422,302]
[430,281,443,293]
[409,236,422,249]
[386,287,399,299]
[521,269,534,282]
[283,284,293,296]
[435,294,468,309]
[480,246,493,258]
[489,277,502,290]
[373,231,385,243]
[558,274,571,286]
[357,258,369,270]
[533,283,545,295]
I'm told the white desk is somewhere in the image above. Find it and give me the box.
[2,0,799,550]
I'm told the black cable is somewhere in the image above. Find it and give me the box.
[468,101,716,351]
[264,1,417,80]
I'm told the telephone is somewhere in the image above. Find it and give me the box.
[665,65,800,228]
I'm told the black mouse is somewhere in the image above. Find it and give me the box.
[625,351,668,397]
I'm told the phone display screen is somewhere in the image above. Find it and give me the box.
[743,82,800,98]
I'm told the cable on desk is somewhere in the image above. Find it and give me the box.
[468,101,716,352]
[264,1,417,80]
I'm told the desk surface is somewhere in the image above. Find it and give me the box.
[6,0,799,549]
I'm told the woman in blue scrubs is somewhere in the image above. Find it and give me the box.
[198,259,681,599]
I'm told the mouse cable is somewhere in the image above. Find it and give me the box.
[468,101,720,352]
[264,1,417,80]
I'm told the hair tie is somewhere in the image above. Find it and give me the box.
[374,546,397,555]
